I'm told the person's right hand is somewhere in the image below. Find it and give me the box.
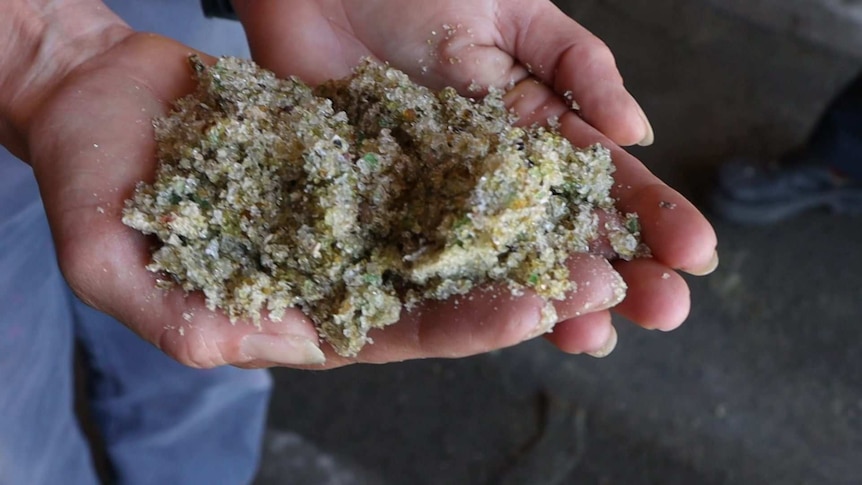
[236,0,720,363]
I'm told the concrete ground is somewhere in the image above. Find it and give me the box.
[255,1,862,483]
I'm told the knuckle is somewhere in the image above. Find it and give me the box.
[566,40,618,77]
[158,330,226,369]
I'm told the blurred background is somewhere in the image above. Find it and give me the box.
[252,0,862,483]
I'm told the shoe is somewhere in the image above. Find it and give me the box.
[709,155,862,225]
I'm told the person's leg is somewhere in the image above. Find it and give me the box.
[104,0,252,58]
[711,71,862,224]
[73,304,272,484]
[0,155,100,485]
[807,72,862,181]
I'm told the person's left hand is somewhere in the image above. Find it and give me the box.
[234,0,718,364]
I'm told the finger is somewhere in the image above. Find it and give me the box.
[552,254,626,321]
[135,281,325,369]
[613,181,720,276]
[612,258,691,331]
[557,111,718,274]
[501,78,718,275]
[544,311,618,357]
[495,0,650,146]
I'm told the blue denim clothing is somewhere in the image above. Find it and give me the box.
[0,2,271,484]
[808,72,862,181]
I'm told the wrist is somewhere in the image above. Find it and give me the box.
[0,0,130,160]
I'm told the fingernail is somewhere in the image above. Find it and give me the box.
[240,334,326,366]
[684,250,719,276]
[636,104,655,146]
[587,325,618,358]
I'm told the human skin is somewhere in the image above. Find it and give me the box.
[0,0,717,369]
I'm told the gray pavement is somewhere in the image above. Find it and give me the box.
[256,1,862,483]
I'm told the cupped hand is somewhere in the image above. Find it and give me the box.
[234,0,718,363]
